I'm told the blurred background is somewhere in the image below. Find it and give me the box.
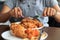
[0,0,60,25]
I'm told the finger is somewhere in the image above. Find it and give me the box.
[18,7,22,13]
[49,8,52,16]
[10,9,15,17]
[12,10,15,17]
[17,7,23,17]
[18,11,24,18]
[50,8,54,16]
[51,8,54,16]
[53,8,56,16]
[17,7,21,11]
[43,7,47,16]
[47,7,50,16]
[14,7,18,18]
[17,11,21,18]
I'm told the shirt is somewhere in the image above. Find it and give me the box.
[4,0,58,27]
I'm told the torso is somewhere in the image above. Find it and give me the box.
[16,0,46,17]
[10,0,49,26]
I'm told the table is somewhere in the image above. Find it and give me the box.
[0,25,60,40]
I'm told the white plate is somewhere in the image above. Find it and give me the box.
[1,31,48,40]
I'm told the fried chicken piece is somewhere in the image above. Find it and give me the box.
[10,18,42,40]
[21,18,34,23]
[25,28,40,39]
[21,22,37,29]
[21,18,43,28]
[33,19,43,27]
[10,23,27,38]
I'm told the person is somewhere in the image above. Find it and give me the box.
[0,0,60,27]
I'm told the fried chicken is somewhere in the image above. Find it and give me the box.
[10,23,27,38]
[10,18,43,40]
[20,18,43,28]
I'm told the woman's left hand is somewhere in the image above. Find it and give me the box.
[43,7,57,17]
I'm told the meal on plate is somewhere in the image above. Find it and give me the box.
[10,17,43,40]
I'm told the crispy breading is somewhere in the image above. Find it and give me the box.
[10,18,42,39]
[10,23,27,38]
[20,18,43,28]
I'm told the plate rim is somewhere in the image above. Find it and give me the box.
[1,30,48,40]
[1,30,22,40]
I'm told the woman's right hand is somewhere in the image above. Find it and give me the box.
[9,7,23,18]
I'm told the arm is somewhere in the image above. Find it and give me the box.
[0,5,11,23]
[52,5,60,22]
[43,0,60,23]
[0,5,23,23]
[50,0,60,22]
[43,5,60,23]
[0,0,22,23]
[0,0,14,23]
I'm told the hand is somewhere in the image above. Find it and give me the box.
[9,7,23,18]
[43,7,56,17]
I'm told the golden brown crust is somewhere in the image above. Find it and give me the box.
[10,24,27,38]
[20,18,43,29]
[10,18,42,39]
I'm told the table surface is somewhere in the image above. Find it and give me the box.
[0,25,60,40]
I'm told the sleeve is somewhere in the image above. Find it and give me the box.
[50,0,58,7]
[4,0,15,9]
